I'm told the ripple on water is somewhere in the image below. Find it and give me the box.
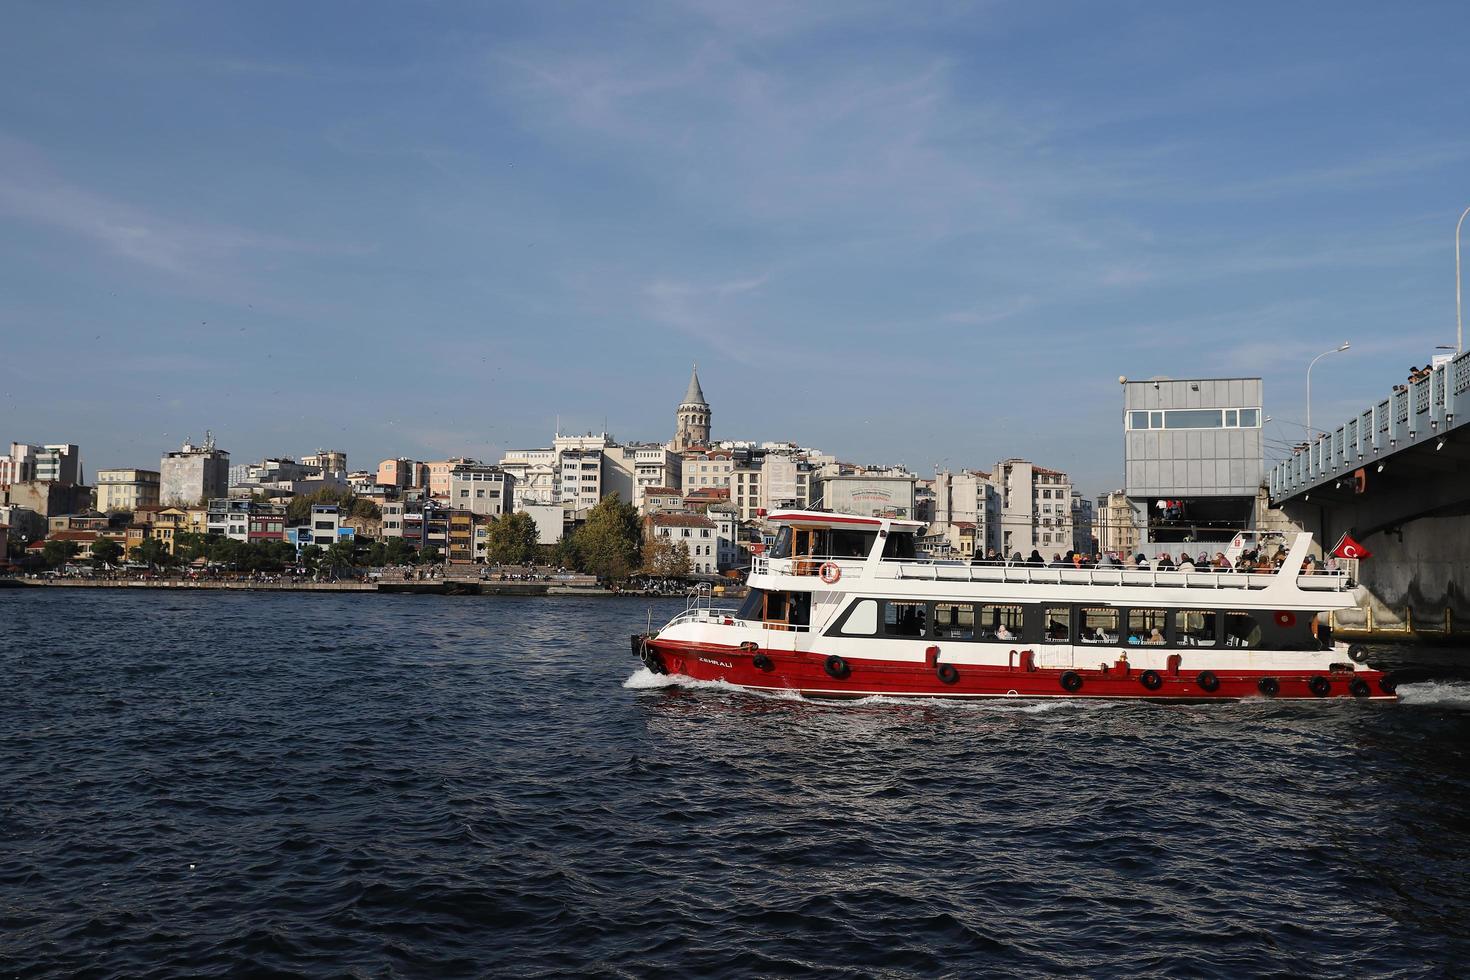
[1,590,1468,975]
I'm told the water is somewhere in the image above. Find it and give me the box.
[2,590,1468,977]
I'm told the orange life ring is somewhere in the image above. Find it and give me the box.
[819,561,841,584]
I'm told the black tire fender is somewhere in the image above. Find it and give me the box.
[1258,676,1280,698]
[1060,670,1083,693]
[1379,675,1397,695]
[1348,643,1370,664]
[936,663,959,685]
[1307,675,1331,697]
[1139,669,1163,691]
[1348,678,1371,698]
[824,655,851,680]
[1196,670,1220,693]
[752,652,774,672]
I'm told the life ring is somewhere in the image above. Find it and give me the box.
[1378,675,1397,695]
[1139,669,1163,691]
[824,655,850,680]
[1348,678,1371,698]
[1196,670,1220,693]
[752,652,774,672]
[1348,644,1369,664]
[1307,675,1331,697]
[818,562,841,584]
[1274,611,1297,628]
[936,663,959,685]
[1258,676,1280,698]
[1060,670,1083,693]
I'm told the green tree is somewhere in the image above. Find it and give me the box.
[486,512,540,565]
[90,537,124,567]
[383,537,416,565]
[640,536,691,578]
[418,544,441,565]
[550,534,581,570]
[575,493,641,582]
[41,540,79,568]
[135,537,173,569]
[300,544,324,570]
[322,540,357,574]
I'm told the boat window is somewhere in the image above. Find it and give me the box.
[765,591,788,623]
[883,601,927,637]
[770,526,792,559]
[737,588,766,621]
[1128,608,1168,646]
[932,603,975,640]
[1175,609,1218,647]
[1043,606,1071,642]
[977,604,1023,641]
[1079,607,1118,644]
[838,599,879,636]
[829,529,878,558]
[881,532,917,560]
[1224,612,1263,648]
[788,592,811,628]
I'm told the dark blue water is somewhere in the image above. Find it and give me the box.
[2,590,1468,977]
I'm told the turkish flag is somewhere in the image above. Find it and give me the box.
[1331,533,1372,560]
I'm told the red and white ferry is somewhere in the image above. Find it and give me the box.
[633,510,1397,701]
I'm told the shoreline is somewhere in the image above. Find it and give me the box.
[0,577,681,597]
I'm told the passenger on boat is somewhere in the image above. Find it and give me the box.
[1300,555,1318,574]
[1051,552,1065,567]
[1212,552,1231,570]
[996,622,1015,640]
[1134,553,1150,569]
[1011,551,1024,565]
[1156,553,1176,571]
[1177,554,1196,572]
[1144,627,1165,645]
[1028,550,1045,567]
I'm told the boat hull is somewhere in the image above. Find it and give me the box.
[636,636,1398,702]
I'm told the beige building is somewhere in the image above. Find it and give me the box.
[447,465,514,517]
[160,436,229,505]
[1095,490,1139,557]
[302,449,347,475]
[96,468,161,513]
[932,470,1001,554]
[682,449,734,492]
[426,458,476,499]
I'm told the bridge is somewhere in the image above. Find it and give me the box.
[1267,349,1470,640]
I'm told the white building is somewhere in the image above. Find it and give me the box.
[992,459,1074,560]
[645,512,723,576]
[932,470,1001,555]
[160,435,230,506]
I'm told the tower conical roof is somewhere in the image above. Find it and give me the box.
[681,365,707,407]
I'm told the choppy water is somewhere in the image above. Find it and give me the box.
[2,590,1468,977]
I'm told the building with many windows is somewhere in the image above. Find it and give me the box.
[96,468,161,512]
[1123,377,1264,543]
[992,459,1074,559]
[447,464,514,517]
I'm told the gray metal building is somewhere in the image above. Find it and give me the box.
[1123,377,1264,544]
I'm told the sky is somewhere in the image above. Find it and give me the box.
[2,1,1468,497]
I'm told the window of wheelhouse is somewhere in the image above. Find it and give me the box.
[932,602,975,640]
[977,604,1023,642]
[1127,608,1168,646]
[881,531,917,560]
[744,589,811,630]
[1175,610,1218,647]
[829,529,877,558]
[883,600,927,637]
[770,526,793,559]
[1079,607,1118,644]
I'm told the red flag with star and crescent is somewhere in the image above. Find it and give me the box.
[1331,533,1372,560]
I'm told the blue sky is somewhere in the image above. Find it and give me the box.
[2,1,1467,495]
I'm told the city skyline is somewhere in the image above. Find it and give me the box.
[3,3,1469,494]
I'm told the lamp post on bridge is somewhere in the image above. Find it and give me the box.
[1457,204,1469,354]
[1306,342,1351,435]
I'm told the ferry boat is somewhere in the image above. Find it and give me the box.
[632,510,1397,701]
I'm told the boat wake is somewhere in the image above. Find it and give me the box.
[1395,680,1470,708]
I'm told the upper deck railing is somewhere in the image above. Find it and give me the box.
[1268,350,1470,503]
[750,551,1351,592]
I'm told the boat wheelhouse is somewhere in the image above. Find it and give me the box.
[633,510,1396,701]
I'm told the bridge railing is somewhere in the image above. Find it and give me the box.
[1269,350,1469,501]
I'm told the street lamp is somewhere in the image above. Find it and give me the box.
[1457,205,1469,354]
[1306,342,1351,434]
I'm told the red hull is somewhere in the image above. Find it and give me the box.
[641,638,1397,701]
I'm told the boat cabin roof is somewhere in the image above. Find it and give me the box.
[767,510,926,532]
